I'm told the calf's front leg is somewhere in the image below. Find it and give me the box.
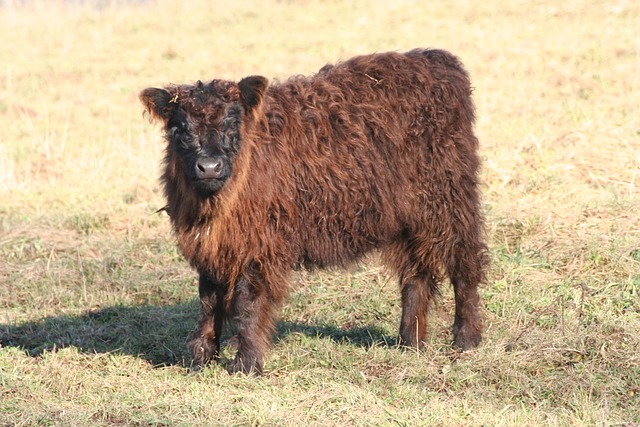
[228,276,278,375]
[187,271,225,367]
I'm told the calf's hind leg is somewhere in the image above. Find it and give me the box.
[447,203,487,350]
[384,241,440,350]
[449,252,484,350]
[398,271,438,349]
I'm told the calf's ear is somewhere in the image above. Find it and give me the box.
[238,76,269,113]
[139,87,174,123]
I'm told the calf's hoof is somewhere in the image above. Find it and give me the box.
[452,323,482,351]
[397,334,425,350]
[228,354,263,375]
[187,335,219,368]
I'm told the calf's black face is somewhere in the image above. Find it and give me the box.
[140,76,268,197]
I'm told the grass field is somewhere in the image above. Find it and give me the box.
[0,0,638,425]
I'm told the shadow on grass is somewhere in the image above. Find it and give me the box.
[0,303,395,367]
[0,303,198,366]
[277,320,396,349]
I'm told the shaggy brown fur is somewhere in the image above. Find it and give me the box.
[140,49,489,374]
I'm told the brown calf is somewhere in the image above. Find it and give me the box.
[140,49,489,374]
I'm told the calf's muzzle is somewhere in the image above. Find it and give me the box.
[195,157,226,180]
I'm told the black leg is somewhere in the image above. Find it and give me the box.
[228,276,277,375]
[398,272,436,349]
[187,271,225,367]
[449,250,484,350]
[451,273,482,350]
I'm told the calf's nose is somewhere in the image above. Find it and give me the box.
[195,157,225,180]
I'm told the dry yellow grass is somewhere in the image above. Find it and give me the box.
[0,0,638,425]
